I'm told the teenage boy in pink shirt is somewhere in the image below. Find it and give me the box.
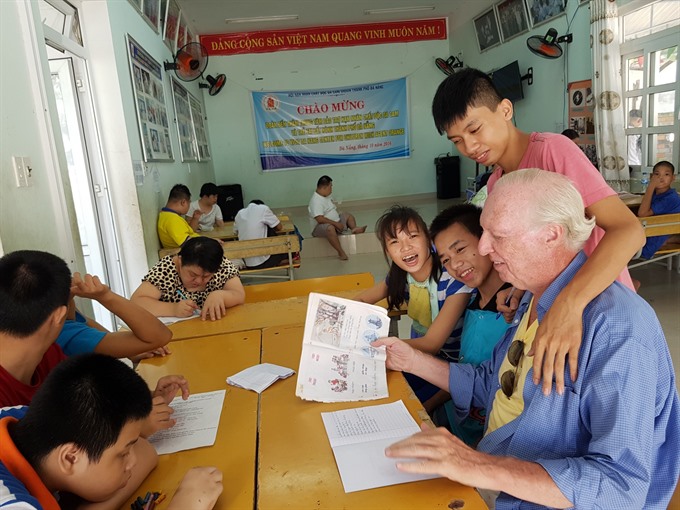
[431,68,644,396]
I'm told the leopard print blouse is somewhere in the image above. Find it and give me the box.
[141,255,239,308]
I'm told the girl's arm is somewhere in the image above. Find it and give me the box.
[354,281,388,304]
[406,292,470,355]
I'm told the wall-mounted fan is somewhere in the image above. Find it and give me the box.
[199,74,227,96]
[435,55,464,76]
[164,42,227,95]
[527,28,573,59]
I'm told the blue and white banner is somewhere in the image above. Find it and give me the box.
[252,78,410,171]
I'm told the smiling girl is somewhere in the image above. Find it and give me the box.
[355,206,471,408]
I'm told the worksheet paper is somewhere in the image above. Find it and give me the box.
[149,389,225,455]
[321,400,439,493]
[157,315,197,326]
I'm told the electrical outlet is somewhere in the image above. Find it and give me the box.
[12,156,29,187]
[23,157,33,187]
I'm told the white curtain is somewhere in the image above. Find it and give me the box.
[590,0,629,186]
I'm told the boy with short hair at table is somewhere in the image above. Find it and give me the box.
[0,353,223,510]
[187,182,224,233]
[0,250,188,441]
[636,160,680,259]
[158,184,199,249]
[431,68,645,395]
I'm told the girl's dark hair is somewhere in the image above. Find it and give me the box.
[179,237,223,273]
[375,206,440,310]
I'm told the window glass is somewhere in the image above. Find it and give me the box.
[648,133,675,166]
[39,1,66,34]
[650,91,675,127]
[623,0,680,42]
[650,45,677,86]
[625,55,645,90]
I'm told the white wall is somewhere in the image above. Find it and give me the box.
[205,39,454,208]
[102,0,217,269]
[0,0,81,266]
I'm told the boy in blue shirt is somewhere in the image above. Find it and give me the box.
[637,160,680,259]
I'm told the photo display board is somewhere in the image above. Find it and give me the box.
[127,35,173,162]
[189,95,211,160]
[171,78,197,162]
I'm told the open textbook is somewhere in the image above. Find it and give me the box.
[296,293,390,402]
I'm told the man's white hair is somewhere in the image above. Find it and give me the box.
[494,168,596,252]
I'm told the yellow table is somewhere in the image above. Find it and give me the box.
[122,331,261,510]
[257,325,488,510]
[201,216,294,241]
[169,290,369,341]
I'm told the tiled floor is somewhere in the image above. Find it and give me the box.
[256,193,680,388]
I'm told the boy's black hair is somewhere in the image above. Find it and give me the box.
[628,109,642,120]
[561,129,579,140]
[199,182,219,197]
[430,204,484,243]
[0,251,71,336]
[179,236,223,273]
[432,68,503,135]
[375,206,440,310]
[168,184,191,202]
[9,353,152,466]
[653,160,675,174]
[250,199,265,205]
[317,175,332,188]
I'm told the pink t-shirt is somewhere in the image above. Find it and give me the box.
[486,132,634,290]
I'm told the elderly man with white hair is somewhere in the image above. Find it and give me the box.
[373,169,679,509]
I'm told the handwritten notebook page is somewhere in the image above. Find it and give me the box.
[321,400,439,493]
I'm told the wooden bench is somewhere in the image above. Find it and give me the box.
[628,213,680,273]
[159,234,301,281]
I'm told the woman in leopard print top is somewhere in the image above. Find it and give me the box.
[131,237,244,321]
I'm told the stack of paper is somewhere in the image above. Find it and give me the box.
[321,400,439,493]
[227,363,295,393]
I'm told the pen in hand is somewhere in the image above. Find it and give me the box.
[496,287,516,320]
[176,289,200,315]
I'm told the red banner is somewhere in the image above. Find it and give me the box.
[201,18,447,56]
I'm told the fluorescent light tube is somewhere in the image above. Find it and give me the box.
[225,15,299,24]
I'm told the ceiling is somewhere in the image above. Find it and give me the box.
[176,0,496,36]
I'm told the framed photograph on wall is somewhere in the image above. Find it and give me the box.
[474,9,502,52]
[126,35,173,162]
[142,0,160,33]
[189,95,211,161]
[163,0,180,51]
[171,78,198,162]
[524,0,566,28]
[496,0,529,41]
[177,13,187,50]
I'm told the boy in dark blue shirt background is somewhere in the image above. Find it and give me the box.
[637,161,680,259]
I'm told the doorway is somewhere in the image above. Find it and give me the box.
[47,49,122,330]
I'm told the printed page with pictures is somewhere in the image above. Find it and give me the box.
[296,293,390,402]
